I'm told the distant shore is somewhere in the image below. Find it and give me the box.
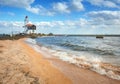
[0,38,120,84]
[54,34,120,37]
[0,33,120,40]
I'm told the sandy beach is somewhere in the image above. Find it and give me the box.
[0,39,120,84]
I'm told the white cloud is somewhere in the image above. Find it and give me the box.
[87,0,119,8]
[104,1,118,8]
[0,0,39,14]
[0,0,85,15]
[0,0,55,16]
[0,21,24,34]
[33,5,55,16]
[86,11,120,34]
[52,0,84,13]
[87,0,103,6]
[26,6,40,14]
[0,0,34,8]
[53,2,70,13]
[87,11,120,20]
[0,21,23,28]
[0,0,120,16]
[71,0,84,11]
[0,18,120,34]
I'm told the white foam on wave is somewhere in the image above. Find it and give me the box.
[25,38,120,80]
[25,38,44,54]
[91,64,106,75]
[25,38,56,58]
[25,38,37,44]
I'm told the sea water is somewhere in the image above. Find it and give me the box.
[26,36,120,80]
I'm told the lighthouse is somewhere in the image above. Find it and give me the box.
[24,16,36,34]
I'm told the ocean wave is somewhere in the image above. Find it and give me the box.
[51,50,120,80]
[25,38,120,80]
[60,42,115,56]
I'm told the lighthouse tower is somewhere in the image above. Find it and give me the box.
[24,16,29,26]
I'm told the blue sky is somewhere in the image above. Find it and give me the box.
[0,0,120,34]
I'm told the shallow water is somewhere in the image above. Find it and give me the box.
[36,36,120,66]
[25,36,120,80]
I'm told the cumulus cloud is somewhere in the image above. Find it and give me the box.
[0,21,24,34]
[0,19,88,34]
[104,1,118,8]
[0,18,120,34]
[35,19,120,34]
[0,0,34,8]
[52,0,84,13]
[87,0,119,8]
[0,0,40,14]
[86,10,120,29]
[0,0,85,15]
[71,0,84,11]
[0,0,55,16]
[0,21,23,28]
[87,11,120,20]
[26,6,40,14]
[53,2,70,13]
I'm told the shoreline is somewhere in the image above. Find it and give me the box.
[19,39,72,84]
[27,37,120,80]
[25,38,120,84]
[0,38,120,84]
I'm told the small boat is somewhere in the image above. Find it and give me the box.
[96,35,104,39]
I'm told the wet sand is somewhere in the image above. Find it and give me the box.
[47,58,120,84]
[0,39,120,84]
